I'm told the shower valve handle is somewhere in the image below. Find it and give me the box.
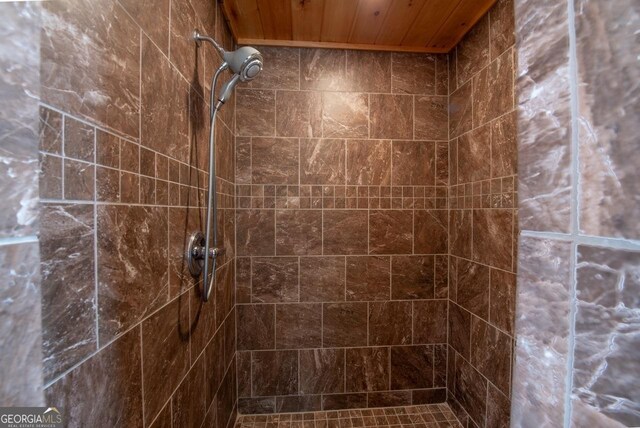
[190,241,225,260]
[187,231,225,280]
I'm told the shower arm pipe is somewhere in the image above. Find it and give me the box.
[193,30,226,61]
[201,64,227,302]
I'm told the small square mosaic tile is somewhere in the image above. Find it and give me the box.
[234,404,462,428]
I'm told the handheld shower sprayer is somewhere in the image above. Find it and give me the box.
[187,30,263,302]
[193,30,263,109]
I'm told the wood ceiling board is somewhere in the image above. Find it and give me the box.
[237,38,449,53]
[375,0,428,46]
[348,0,392,44]
[223,0,264,39]
[223,0,496,53]
[291,0,326,42]
[320,0,359,43]
[428,0,496,49]
[400,0,461,47]
[257,0,292,40]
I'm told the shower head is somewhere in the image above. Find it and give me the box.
[223,46,263,82]
[193,30,263,82]
[193,30,263,110]
[214,47,262,108]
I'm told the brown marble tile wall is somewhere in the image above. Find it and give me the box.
[39,1,238,427]
[447,1,517,427]
[512,0,640,427]
[0,2,44,406]
[235,46,450,414]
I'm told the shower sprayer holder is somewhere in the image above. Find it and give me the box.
[187,231,225,278]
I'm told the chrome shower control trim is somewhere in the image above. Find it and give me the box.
[187,231,225,278]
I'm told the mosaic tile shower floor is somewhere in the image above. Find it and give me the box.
[235,404,463,428]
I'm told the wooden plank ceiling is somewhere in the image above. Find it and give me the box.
[221,0,496,53]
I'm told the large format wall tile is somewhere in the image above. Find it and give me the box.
[413,300,447,344]
[573,246,640,426]
[370,94,413,140]
[391,141,435,186]
[391,256,435,300]
[118,0,170,54]
[40,204,96,382]
[300,349,345,394]
[300,139,346,185]
[470,317,512,395]
[368,301,412,346]
[276,210,322,255]
[323,210,368,255]
[276,90,322,138]
[575,0,640,240]
[323,303,368,348]
[41,0,140,138]
[347,140,391,186]
[252,257,298,303]
[414,210,448,254]
[172,355,207,428]
[452,354,487,427]
[390,345,434,390]
[391,53,436,95]
[0,242,42,406]
[516,0,572,233]
[238,304,275,351]
[142,297,190,425]
[96,205,169,343]
[472,48,514,128]
[346,51,391,93]
[449,81,472,138]
[300,48,347,91]
[346,256,390,301]
[345,347,390,392]
[456,14,490,85]
[472,209,514,271]
[322,92,369,138]
[0,2,39,240]
[168,207,203,297]
[511,237,572,427]
[251,138,299,184]
[141,35,190,163]
[169,0,205,90]
[247,47,299,90]
[369,210,413,254]
[252,350,298,396]
[457,125,491,184]
[237,210,275,256]
[490,0,515,60]
[414,96,448,141]
[275,303,322,349]
[299,257,345,302]
[455,259,490,319]
[47,327,142,425]
[236,89,276,136]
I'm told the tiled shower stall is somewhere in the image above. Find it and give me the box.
[1,0,638,427]
[233,1,517,423]
[34,0,518,424]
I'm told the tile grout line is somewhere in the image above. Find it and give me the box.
[139,325,146,427]
[0,235,39,246]
[564,0,580,425]
[93,121,100,352]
